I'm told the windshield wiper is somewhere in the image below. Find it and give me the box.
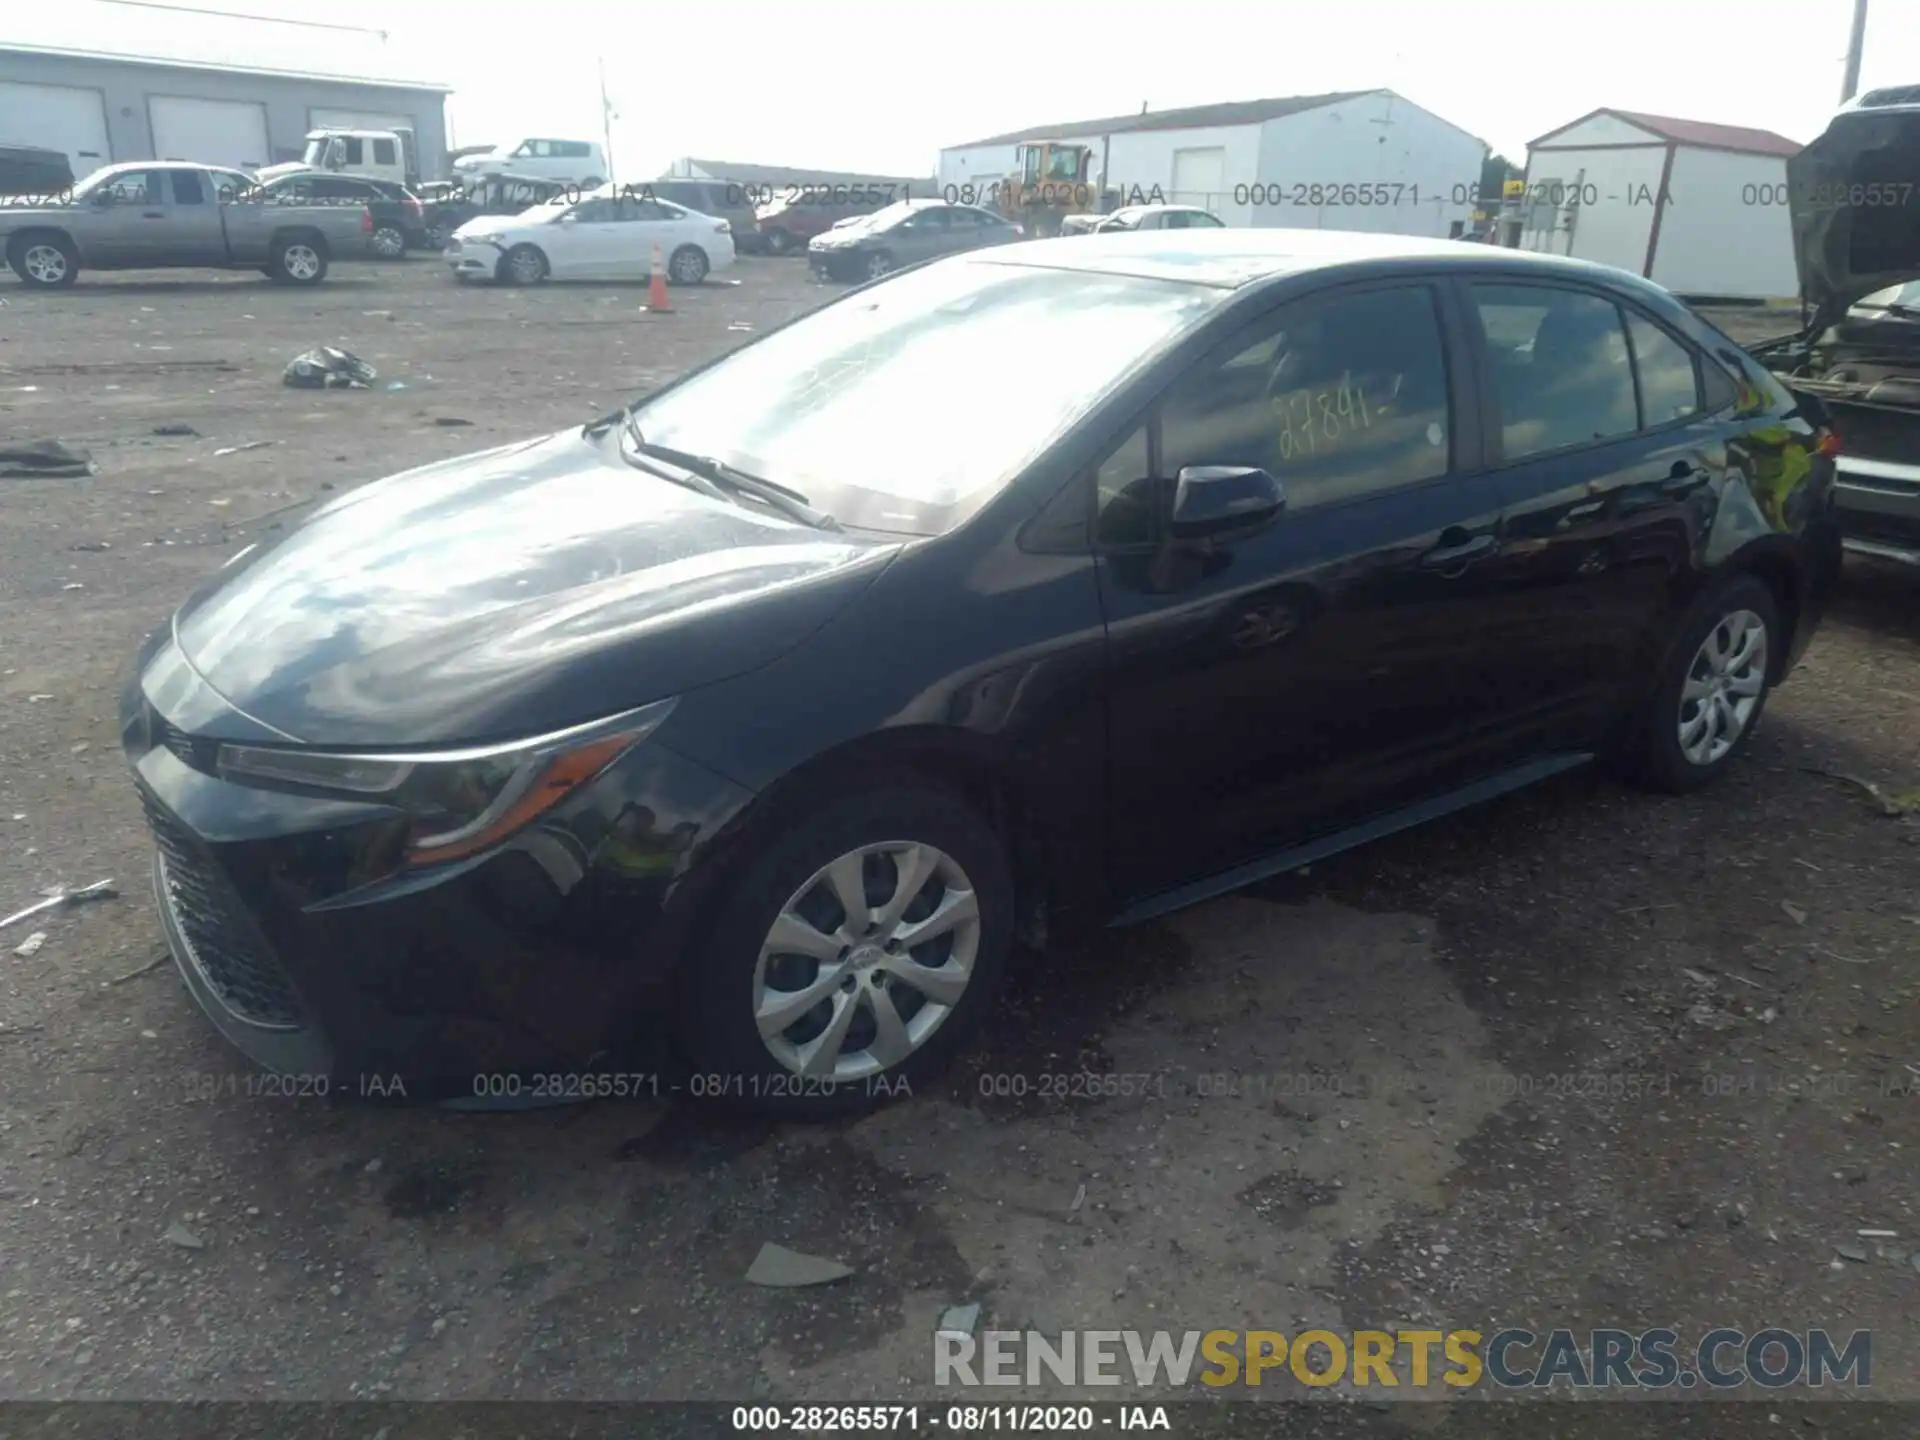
[618,410,840,531]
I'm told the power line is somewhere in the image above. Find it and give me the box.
[84,0,388,39]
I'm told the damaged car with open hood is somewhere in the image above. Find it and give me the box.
[1749,86,1920,567]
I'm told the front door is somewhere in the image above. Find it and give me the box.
[891,207,953,263]
[1098,280,1518,903]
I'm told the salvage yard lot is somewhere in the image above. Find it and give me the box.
[1,256,1917,1420]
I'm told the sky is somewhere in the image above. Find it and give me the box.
[14,0,1915,178]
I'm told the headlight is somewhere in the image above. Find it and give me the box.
[468,232,507,245]
[214,698,676,866]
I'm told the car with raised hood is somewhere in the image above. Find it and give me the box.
[807,198,1020,281]
[1749,86,1920,566]
[446,183,735,285]
[251,171,431,258]
[124,228,1841,1115]
[2,162,373,287]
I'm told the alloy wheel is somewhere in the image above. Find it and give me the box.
[281,245,321,281]
[24,244,68,283]
[865,251,892,280]
[1677,609,1767,766]
[669,248,706,284]
[751,841,981,1082]
[371,226,405,257]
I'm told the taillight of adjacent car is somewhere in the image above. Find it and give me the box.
[1816,427,1843,458]
[360,207,373,233]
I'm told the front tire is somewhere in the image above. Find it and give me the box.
[8,233,79,288]
[677,785,1014,1116]
[764,227,794,255]
[501,244,548,284]
[268,237,328,285]
[667,244,708,285]
[863,249,894,280]
[1619,573,1779,794]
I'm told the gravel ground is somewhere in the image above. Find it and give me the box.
[0,256,1915,1428]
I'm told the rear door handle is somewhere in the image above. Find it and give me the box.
[1419,532,1497,570]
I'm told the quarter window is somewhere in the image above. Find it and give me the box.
[1157,285,1453,511]
[1625,313,1701,425]
[1472,284,1636,459]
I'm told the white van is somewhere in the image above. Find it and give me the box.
[453,139,606,187]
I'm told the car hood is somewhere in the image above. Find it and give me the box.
[254,162,312,184]
[1790,99,1920,330]
[167,429,900,747]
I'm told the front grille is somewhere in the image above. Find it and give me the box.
[140,790,306,1029]
[154,714,196,765]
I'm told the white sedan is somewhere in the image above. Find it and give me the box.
[446,185,736,285]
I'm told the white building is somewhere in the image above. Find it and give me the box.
[938,91,1488,237]
[1520,109,1803,301]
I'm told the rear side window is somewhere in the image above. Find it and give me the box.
[1625,313,1701,426]
[1159,285,1454,511]
[1473,284,1636,460]
[170,170,205,205]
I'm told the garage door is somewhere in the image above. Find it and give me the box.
[149,96,271,172]
[309,109,415,134]
[1171,147,1227,210]
[0,81,110,182]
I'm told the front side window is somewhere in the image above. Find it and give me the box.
[341,138,363,167]
[1473,284,1636,460]
[631,262,1222,535]
[1158,285,1453,512]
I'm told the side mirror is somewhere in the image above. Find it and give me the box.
[1167,465,1285,541]
[90,190,115,208]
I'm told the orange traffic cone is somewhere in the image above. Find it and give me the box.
[646,243,673,313]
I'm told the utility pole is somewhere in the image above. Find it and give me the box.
[599,56,622,189]
[1840,0,1869,103]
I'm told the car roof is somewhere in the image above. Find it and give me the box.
[968,226,1648,292]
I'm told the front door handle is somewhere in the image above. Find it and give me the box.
[141,211,166,219]
[1419,532,1497,571]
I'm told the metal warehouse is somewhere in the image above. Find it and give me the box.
[0,33,449,184]
[1519,108,1803,302]
[939,90,1490,237]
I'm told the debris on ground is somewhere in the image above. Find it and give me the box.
[162,1222,205,1251]
[150,423,198,437]
[1068,1181,1088,1219]
[0,440,97,479]
[1804,767,1920,817]
[1835,1244,1870,1263]
[432,417,473,427]
[213,441,275,457]
[936,1303,982,1339]
[744,1242,854,1288]
[1781,901,1809,926]
[67,541,109,552]
[0,878,118,931]
[282,346,377,390]
[12,931,46,957]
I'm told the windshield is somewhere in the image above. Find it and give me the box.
[1852,280,1920,312]
[625,259,1221,535]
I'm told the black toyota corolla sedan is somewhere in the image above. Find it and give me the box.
[123,229,1843,1114]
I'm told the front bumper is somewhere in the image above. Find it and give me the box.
[123,649,755,1099]
[446,239,505,279]
[808,248,866,281]
[1835,456,1920,564]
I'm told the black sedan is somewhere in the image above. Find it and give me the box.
[123,230,1842,1114]
[251,172,430,257]
[808,199,1020,281]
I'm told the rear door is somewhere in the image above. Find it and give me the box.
[87,168,169,265]
[891,206,953,262]
[164,167,226,263]
[1460,279,1734,750]
[1098,279,1521,901]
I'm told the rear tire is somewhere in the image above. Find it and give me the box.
[8,233,79,288]
[268,237,328,285]
[1617,573,1779,794]
[370,224,407,258]
[764,227,794,255]
[676,785,1014,1117]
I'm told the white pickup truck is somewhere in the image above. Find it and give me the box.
[1,161,374,288]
